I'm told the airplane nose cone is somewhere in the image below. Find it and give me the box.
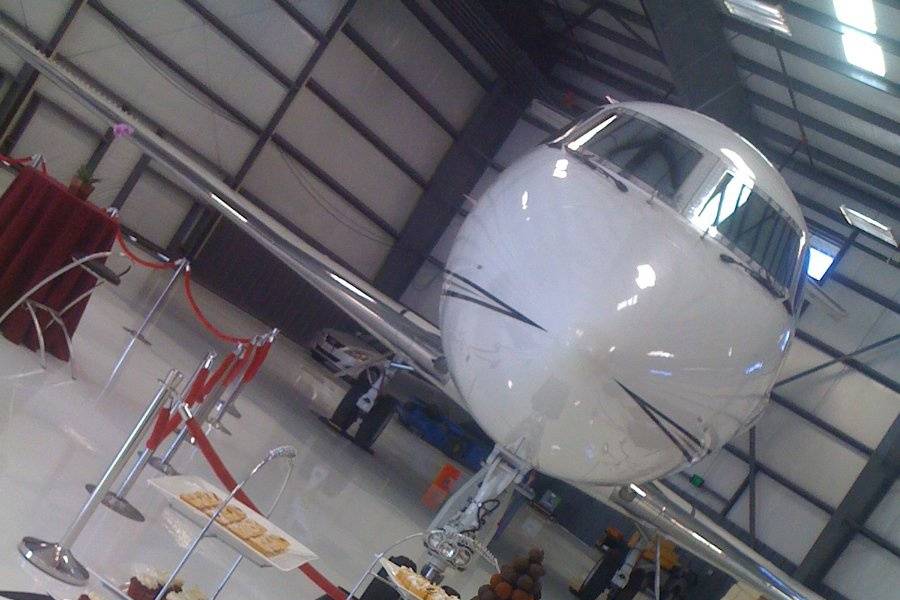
[441,147,792,484]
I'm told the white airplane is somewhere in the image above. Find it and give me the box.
[0,20,821,600]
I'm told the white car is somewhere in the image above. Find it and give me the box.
[310,328,385,379]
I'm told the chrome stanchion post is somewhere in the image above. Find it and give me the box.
[97,258,188,402]
[20,369,183,586]
[209,329,276,431]
[86,352,216,521]
[149,344,246,475]
[152,445,298,600]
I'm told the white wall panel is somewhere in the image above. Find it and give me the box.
[0,0,68,41]
[242,143,392,278]
[408,0,497,79]
[33,77,108,133]
[312,33,453,179]
[800,282,900,354]
[89,140,142,209]
[195,0,317,79]
[284,0,346,33]
[824,536,900,600]
[277,88,421,231]
[835,248,900,302]
[808,373,899,449]
[89,0,284,127]
[866,480,900,547]
[11,102,95,181]
[430,213,465,264]
[754,404,867,507]
[348,0,483,131]
[729,473,830,564]
[118,170,194,248]
[685,449,751,500]
[58,8,257,174]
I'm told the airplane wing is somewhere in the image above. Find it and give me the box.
[0,18,457,396]
[0,21,819,600]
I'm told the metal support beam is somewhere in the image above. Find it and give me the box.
[110,154,150,210]
[748,91,896,166]
[748,428,758,547]
[0,0,84,143]
[87,0,261,135]
[399,0,493,89]
[795,416,900,585]
[85,126,114,173]
[795,329,899,394]
[0,93,39,153]
[770,393,875,456]
[640,0,754,132]
[734,54,899,137]
[178,0,292,87]
[373,82,527,298]
[782,1,900,58]
[725,16,899,97]
[342,23,459,137]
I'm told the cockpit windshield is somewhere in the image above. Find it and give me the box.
[692,173,802,290]
[565,110,703,201]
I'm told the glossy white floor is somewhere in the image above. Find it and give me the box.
[0,264,596,600]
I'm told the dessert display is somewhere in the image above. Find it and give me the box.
[473,548,545,600]
[393,565,461,600]
[126,569,183,600]
[177,490,289,558]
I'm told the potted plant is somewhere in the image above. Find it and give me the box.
[69,163,100,200]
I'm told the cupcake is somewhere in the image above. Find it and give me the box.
[127,569,182,600]
[166,586,207,600]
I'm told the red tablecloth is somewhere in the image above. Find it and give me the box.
[0,167,118,361]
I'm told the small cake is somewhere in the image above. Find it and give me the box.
[202,504,246,525]
[127,569,182,600]
[246,532,290,557]
[179,490,221,511]
[226,518,267,540]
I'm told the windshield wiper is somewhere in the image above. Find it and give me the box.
[719,254,790,311]
[563,146,628,193]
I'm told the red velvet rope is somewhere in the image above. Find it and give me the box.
[183,417,346,600]
[116,228,174,270]
[145,407,171,451]
[241,340,272,384]
[183,267,251,344]
[201,352,236,397]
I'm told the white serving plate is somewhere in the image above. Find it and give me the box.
[149,475,317,571]
[379,558,422,600]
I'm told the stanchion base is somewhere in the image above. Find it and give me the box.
[147,456,179,476]
[225,405,241,418]
[123,327,151,346]
[18,536,89,586]
[85,484,145,522]
[210,422,232,436]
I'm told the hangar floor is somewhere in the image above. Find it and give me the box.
[0,268,595,600]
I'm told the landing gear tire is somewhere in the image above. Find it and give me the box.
[355,395,397,449]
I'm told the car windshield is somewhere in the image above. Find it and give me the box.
[692,173,801,289]
[566,111,703,201]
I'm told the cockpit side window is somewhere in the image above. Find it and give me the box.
[692,173,801,290]
[566,111,703,202]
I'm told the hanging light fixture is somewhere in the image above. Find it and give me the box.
[722,0,791,35]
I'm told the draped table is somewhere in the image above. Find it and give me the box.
[0,166,117,361]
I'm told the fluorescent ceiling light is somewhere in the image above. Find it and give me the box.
[807,247,835,281]
[210,192,247,223]
[840,205,898,247]
[841,30,885,75]
[833,0,877,34]
[723,0,791,36]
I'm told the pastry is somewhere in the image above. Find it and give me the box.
[246,532,290,557]
[179,490,221,511]
[226,518,266,540]
[202,504,245,525]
